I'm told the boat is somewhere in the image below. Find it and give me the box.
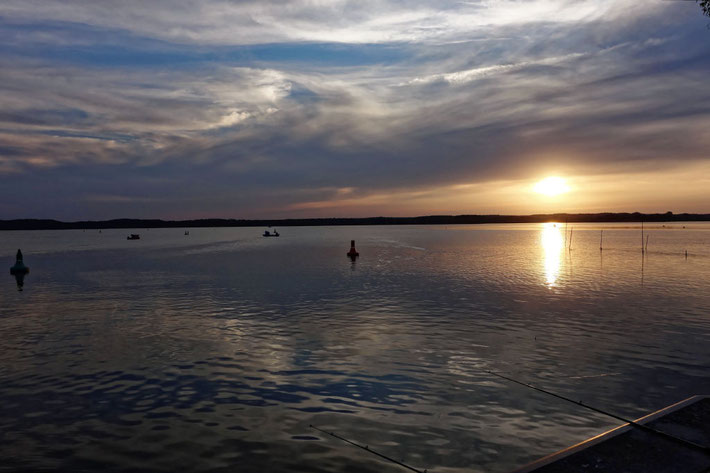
[263,230,280,237]
[127,234,140,240]
[515,395,710,473]
[184,231,189,235]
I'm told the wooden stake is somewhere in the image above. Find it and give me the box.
[600,229,603,251]
[564,220,568,249]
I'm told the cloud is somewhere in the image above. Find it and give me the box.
[0,1,708,218]
[0,0,674,46]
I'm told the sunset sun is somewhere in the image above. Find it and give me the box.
[534,176,570,197]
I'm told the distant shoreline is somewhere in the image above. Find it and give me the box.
[1,212,709,231]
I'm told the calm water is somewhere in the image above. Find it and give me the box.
[1,223,709,472]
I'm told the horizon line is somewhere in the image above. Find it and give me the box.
[2,211,710,231]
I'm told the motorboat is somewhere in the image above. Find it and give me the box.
[127,234,140,240]
[263,230,280,237]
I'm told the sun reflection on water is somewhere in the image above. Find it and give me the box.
[541,223,563,286]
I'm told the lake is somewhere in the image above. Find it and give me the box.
[1,223,709,472]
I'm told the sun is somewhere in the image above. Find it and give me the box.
[534,176,570,197]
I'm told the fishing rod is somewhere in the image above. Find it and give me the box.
[310,424,429,473]
[487,370,710,455]
[311,370,708,472]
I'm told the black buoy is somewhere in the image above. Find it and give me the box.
[10,249,29,291]
[10,249,29,275]
[347,240,359,261]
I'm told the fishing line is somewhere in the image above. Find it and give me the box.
[487,370,710,455]
[311,369,709,473]
[310,424,428,473]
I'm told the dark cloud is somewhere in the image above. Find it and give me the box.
[0,1,709,218]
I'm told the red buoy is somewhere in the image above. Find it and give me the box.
[347,240,359,259]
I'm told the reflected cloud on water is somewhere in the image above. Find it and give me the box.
[2,225,710,472]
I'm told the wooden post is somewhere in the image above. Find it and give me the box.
[600,229,603,251]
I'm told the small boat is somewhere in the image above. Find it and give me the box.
[263,230,280,237]
[184,231,189,235]
[127,234,140,240]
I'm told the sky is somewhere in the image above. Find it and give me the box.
[1,0,709,220]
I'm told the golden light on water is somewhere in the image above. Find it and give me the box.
[541,222,563,286]
[534,176,570,197]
